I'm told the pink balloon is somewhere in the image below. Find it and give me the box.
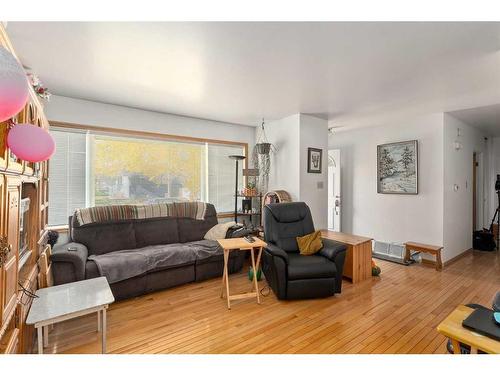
[0,46,29,122]
[7,124,56,162]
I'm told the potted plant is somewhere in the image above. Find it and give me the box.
[244,182,257,197]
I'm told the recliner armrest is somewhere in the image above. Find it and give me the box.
[265,243,289,264]
[51,242,88,282]
[319,238,347,262]
[319,238,348,293]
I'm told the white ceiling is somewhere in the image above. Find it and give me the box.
[6,22,500,128]
[448,104,500,136]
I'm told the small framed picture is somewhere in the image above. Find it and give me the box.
[307,148,322,173]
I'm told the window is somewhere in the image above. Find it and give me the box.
[48,126,245,226]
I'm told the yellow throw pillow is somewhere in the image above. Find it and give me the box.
[297,231,323,255]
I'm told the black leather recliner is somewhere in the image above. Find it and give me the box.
[262,202,347,300]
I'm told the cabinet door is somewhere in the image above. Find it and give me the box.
[0,122,7,170]
[2,177,20,326]
[0,328,19,354]
[17,265,37,353]
[0,175,4,325]
[6,116,23,174]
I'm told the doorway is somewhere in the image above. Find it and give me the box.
[473,151,485,231]
[328,149,341,231]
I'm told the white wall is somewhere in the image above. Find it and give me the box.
[329,112,492,262]
[265,114,301,200]
[443,114,489,261]
[329,113,445,251]
[45,95,256,150]
[299,114,328,230]
[265,113,328,229]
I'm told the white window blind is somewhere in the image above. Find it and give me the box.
[207,143,244,213]
[48,130,87,226]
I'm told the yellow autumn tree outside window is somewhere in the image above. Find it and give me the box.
[92,136,204,206]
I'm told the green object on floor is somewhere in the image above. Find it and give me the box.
[248,267,262,281]
[372,266,381,276]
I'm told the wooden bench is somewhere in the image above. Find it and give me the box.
[404,241,443,270]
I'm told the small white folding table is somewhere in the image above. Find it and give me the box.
[26,276,115,354]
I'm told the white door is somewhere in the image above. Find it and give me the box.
[475,152,485,230]
[328,149,341,231]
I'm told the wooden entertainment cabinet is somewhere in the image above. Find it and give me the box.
[0,24,50,354]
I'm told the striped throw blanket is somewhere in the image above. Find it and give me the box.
[75,202,208,226]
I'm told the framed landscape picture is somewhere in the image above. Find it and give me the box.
[377,140,418,194]
[307,148,322,173]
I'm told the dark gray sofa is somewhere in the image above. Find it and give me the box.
[51,204,245,300]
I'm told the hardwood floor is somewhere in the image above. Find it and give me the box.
[40,250,500,354]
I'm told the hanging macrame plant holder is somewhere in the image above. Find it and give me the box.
[255,142,271,155]
[253,119,276,194]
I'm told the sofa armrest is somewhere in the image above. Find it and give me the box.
[319,238,347,293]
[51,242,88,284]
[265,243,289,264]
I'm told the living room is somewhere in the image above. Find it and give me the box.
[1,1,500,373]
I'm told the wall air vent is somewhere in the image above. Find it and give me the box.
[372,240,414,265]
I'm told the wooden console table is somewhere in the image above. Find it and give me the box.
[321,230,372,283]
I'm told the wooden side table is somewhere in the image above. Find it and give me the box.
[320,230,372,283]
[437,305,500,354]
[217,237,267,309]
[404,241,443,270]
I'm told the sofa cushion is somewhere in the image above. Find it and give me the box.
[134,217,179,247]
[178,217,217,243]
[88,240,222,284]
[195,249,242,265]
[72,222,136,256]
[287,254,336,280]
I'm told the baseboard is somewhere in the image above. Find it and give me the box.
[444,248,473,267]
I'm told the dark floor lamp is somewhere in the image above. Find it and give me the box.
[229,155,246,222]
